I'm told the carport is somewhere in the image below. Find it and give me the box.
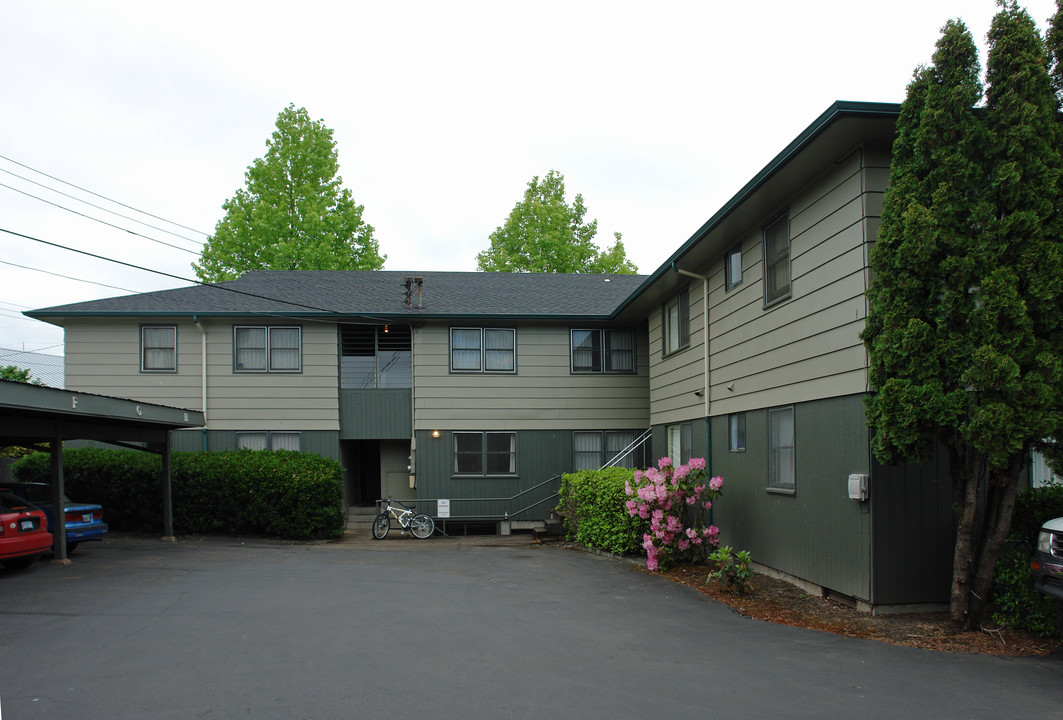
[0,379,204,562]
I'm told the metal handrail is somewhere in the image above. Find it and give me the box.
[378,474,563,522]
[601,428,652,469]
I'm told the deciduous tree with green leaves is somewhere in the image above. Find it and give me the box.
[194,105,385,283]
[476,170,637,274]
[863,4,1063,630]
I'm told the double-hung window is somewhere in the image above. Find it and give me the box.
[662,289,690,356]
[728,413,746,452]
[725,245,743,291]
[454,431,516,476]
[573,430,640,470]
[763,214,791,306]
[666,422,692,466]
[236,431,302,451]
[141,325,176,372]
[768,406,795,493]
[450,328,515,373]
[570,329,636,373]
[234,326,302,372]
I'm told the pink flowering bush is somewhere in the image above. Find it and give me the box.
[624,457,722,571]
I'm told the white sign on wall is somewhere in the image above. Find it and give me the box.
[437,499,450,518]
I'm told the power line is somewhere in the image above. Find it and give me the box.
[0,166,205,248]
[0,181,200,256]
[0,259,143,294]
[0,153,210,237]
[0,226,391,319]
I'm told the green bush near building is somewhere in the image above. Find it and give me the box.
[12,447,345,540]
[556,467,644,555]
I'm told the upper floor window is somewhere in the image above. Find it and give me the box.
[662,289,690,356]
[768,406,795,493]
[450,328,516,373]
[454,431,516,476]
[234,326,302,373]
[763,214,791,306]
[141,325,176,372]
[725,245,743,291]
[570,329,636,373]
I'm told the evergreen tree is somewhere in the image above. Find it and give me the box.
[194,105,384,283]
[476,170,637,274]
[864,5,1063,629]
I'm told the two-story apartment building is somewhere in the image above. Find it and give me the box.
[28,101,959,611]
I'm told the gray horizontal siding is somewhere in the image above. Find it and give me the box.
[63,317,340,431]
[413,324,649,430]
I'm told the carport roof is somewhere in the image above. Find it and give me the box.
[0,379,204,446]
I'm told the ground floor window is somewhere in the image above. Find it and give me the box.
[768,406,795,493]
[573,430,640,471]
[236,431,302,452]
[728,413,746,452]
[453,432,516,476]
[666,422,692,466]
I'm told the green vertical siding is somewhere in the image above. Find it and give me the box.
[413,429,574,521]
[709,395,873,602]
[870,447,954,605]
[170,429,341,463]
[339,389,411,439]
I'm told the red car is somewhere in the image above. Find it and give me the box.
[0,490,52,570]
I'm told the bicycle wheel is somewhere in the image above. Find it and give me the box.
[410,514,435,539]
[371,513,390,540]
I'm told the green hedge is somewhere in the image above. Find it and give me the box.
[990,483,1063,636]
[556,467,644,555]
[12,447,345,540]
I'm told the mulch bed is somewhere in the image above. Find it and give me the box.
[660,563,1061,657]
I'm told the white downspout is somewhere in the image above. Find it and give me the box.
[675,268,710,417]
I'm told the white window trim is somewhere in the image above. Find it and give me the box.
[662,290,690,357]
[728,413,746,452]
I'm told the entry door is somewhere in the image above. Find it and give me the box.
[380,441,411,500]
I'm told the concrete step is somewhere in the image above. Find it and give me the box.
[346,505,379,535]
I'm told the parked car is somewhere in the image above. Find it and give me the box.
[1032,517,1063,601]
[0,482,108,553]
[0,490,52,569]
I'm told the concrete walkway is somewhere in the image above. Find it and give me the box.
[0,533,1059,719]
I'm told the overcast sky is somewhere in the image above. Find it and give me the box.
[1,0,1059,357]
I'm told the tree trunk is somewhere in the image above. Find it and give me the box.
[950,459,982,628]
[965,455,1023,628]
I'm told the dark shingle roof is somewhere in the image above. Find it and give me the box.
[26,271,649,321]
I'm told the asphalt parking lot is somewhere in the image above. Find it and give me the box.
[0,533,1060,719]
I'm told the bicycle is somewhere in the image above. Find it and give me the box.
[372,498,435,540]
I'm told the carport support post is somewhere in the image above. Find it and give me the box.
[161,438,175,542]
[50,433,70,565]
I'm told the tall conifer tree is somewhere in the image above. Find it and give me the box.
[864,4,1063,628]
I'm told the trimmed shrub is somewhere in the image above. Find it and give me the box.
[557,467,643,555]
[12,447,344,540]
[988,483,1063,636]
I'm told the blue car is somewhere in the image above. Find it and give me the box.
[0,482,108,553]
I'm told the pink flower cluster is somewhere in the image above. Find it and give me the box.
[624,457,723,571]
